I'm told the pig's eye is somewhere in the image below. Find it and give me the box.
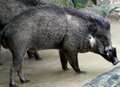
[108,49,112,52]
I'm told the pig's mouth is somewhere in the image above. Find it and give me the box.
[112,57,119,65]
[101,54,119,65]
[99,47,119,65]
[110,48,119,65]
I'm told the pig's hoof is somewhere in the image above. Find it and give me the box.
[74,69,81,73]
[34,54,42,60]
[79,71,86,74]
[75,69,86,74]
[20,79,30,84]
[63,66,69,71]
[35,57,42,60]
[63,68,69,71]
[9,83,18,87]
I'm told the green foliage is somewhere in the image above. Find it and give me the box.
[72,0,97,8]
[73,0,88,8]
[49,0,73,7]
[46,0,120,17]
[46,0,96,8]
[93,4,120,17]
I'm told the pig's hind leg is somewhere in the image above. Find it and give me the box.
[10,48,29,87]
[27,50,42,60]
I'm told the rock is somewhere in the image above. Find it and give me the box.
[82,66,120,87]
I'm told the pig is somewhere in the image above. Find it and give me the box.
[0,4,119,87]
[0,0,45,30]
[0,0,46,61]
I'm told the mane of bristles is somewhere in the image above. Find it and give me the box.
[64,7,110,30]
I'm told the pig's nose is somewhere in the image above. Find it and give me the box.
[113,57,119,65]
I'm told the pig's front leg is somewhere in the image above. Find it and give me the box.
[66,50,80,73]
[59,49,69,71]
[62,35,85,74]
[66,50,86,74]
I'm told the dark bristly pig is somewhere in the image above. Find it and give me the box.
[0,0,46,61]
[0,4,119,87]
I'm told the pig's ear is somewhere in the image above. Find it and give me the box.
[87,17,98,36]
[95,18,110,30]
[90,17,110,30]
[88,15,110,30]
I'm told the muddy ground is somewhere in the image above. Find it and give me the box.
[0,20,120,87]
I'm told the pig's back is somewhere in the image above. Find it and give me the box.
[2,5,68,49]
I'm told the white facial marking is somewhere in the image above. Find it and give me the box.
[89,35,96,47]
[66,14,72,21]
[107,52,109,56]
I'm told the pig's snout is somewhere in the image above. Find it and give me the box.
[112,57,119,65]
[108,47,119,65]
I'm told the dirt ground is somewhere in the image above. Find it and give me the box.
[0,20,120,87]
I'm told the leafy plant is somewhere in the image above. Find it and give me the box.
[75,0,120,17]
[45,0,120,17]
[49,0,72,7]
[92,4,120,17]
[71,0,97,8]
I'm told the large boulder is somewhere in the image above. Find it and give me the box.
[83,66,120,87]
